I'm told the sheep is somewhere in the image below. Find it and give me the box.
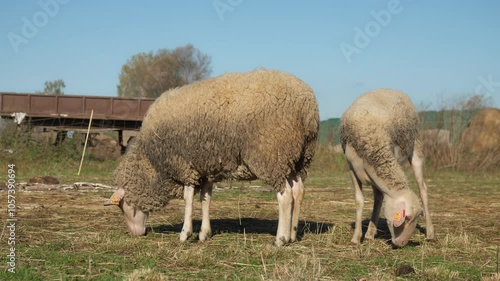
[339,89,435,247]
[105,69,319,246]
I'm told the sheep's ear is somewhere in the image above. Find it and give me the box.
[104,188,125,206]
[392,201,406,228]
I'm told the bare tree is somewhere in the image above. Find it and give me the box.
[173,44,212,84]
[43,79,65,95]
[117,44,212,98]
[459,94,493,110]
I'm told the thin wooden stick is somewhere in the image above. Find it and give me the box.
[238,194,242,226]
[78,110,94,175]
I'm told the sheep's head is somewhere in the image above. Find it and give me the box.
[384,192,423,247]
[104,187,149,236]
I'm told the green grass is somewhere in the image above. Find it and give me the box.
[0,165,498,280]
[0,124,117,184]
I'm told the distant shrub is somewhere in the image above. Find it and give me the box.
[309,144,348,175]
[0,120,83,165]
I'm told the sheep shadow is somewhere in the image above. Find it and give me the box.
[350,218,423,247]
[151,218,333,241]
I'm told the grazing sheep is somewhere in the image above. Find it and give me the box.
[105,69,319,246]
[339,89,435,247]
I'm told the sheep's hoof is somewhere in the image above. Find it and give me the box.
[179,231,192,242]
[199,231,212,242]
[274,236,289,247]
[364,234,376,241]
[350,238,361,245]
[364,229,377,240]
[425,237,437,243]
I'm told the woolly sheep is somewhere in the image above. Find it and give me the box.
[105,69,319,246]
[339,89,435,247]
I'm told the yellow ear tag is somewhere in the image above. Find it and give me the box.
[393,212,402,222]
[110,195,121,205]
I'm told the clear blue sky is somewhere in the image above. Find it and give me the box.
[1,0,499,120]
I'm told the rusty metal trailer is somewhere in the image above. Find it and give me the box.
[0,92,155,147]
[0,92,154,129]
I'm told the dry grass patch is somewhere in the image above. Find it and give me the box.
[0,162,499,280]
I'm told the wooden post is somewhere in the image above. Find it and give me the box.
[78,110,94,176]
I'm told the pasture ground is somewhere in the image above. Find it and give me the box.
[0,150,499,280]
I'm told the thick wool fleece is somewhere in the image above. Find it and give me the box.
[116,69,319,212]
[339,89,419,191]
[114,141,184,212]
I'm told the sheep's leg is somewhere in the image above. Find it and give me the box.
[180,185,195,241]
[410,145,435,241]
[349,167,364,245]
[275,181,293,246]
[199,182,213,241]
[290,175,304,243]
[365,186,383,240]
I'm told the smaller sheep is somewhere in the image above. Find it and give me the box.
[105,69,319,246]
[339,89,435,247]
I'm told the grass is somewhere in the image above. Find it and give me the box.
[0,129,499,280]
[1,165,499,280]
[0,123,117,184]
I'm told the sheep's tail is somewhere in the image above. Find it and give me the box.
[295,91,320,179]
